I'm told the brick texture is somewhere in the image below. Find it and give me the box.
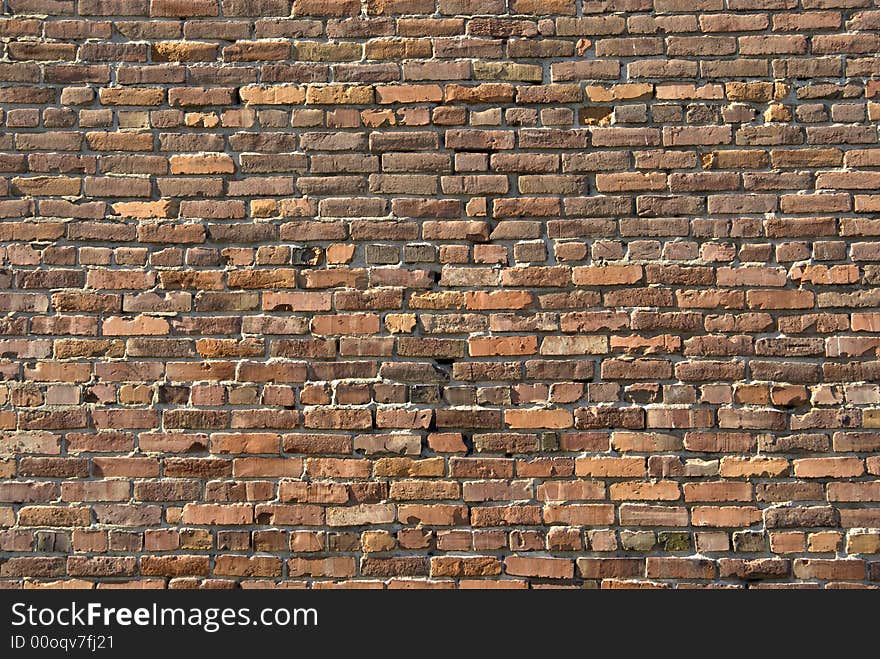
[1,0,879,589]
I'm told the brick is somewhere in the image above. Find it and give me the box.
[505,556,573,580]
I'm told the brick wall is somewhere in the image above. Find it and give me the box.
[1,0,879,589]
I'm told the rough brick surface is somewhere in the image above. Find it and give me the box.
[0,0,879,589]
